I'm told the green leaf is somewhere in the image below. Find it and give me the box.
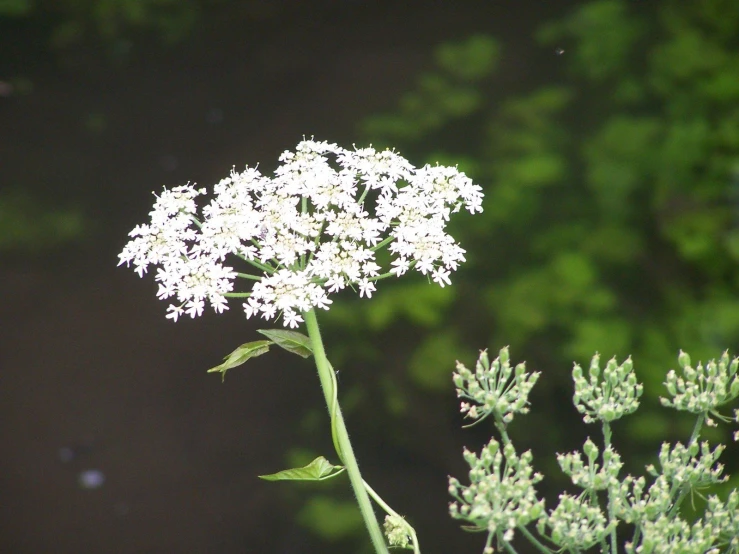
[206,340,271,381]
[257,329,313,358]
[258,456,345,482]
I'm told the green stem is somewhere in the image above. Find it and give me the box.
[500,535,518,554]
[602,421,617,554]
[303,309,389,554]
[688,412,706,446]
[494,415,511,446]
[518,525,553,554]
[370,235,395,252]
[234,252,276,274]
[666,412,707,520]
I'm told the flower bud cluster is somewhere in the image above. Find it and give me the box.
[448,438,544,543]
[453,347,540,426]
[383,515,412,549]
[557,439,623,491]
[537,493,610,550]
[661,350,739,415]
[704,491,739,550]
[572,353,643,424]
[646,441,726,488]
[611,474,671,525]
[452,349,739,554]
[629,514,722,554]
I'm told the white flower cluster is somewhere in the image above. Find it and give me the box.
[119,139,483,326]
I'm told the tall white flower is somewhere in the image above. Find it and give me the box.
[119,139,483,326]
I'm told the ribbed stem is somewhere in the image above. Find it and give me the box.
[303,309,389,554]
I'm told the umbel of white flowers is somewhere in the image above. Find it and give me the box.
[119,139,484,327]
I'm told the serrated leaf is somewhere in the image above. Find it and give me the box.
[258,456,345,482]
[207,340,272,381]
[257,329,313,358]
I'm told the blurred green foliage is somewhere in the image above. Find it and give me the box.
[0,0,311,52]
[0,0,202,47]
[278,446,368,552]
[0,0,32,17]
[323,0,739,455]
[0,189,84,252]
[297,496,364,542]
[65,0,205,46]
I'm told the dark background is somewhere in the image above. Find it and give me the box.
[3,1,739,553]
[0,3,578,553]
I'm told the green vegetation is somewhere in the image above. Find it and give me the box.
[325,0,739,454]
[0,0,205,47]
[0,189,84,252]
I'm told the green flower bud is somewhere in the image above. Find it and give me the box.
[515,362,526,377]
[730,378,739,399]
[479,349,490,370]
[590,354,601,378]
[572,364,583,380]
[707,360,718,378]
[498,347,509,365]
[602,405,616,421]
[584,439,599,461]
[622,356,633,373]
[503,442,516,459]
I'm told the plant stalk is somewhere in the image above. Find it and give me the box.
[303,309,389,554]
